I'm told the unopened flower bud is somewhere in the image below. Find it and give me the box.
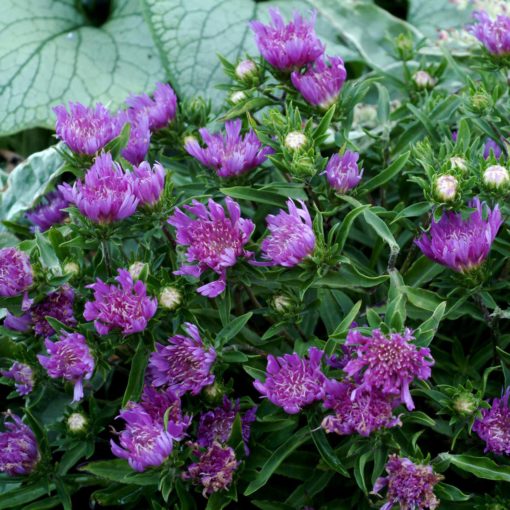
[203,381,223,404]
[235,60,257,80]
[395,33,414,60]
[272,294,293,314]
[413,70,437,89]
[435,174,458,202]
[452,393,478,416]
[230,91,246,104]
[352,104,378,129]
[470,92,491,113]
[129,262,148,281]
[449,156,467,172]
[67,412,88,433]
[285,131,307,150]
[63,262,80,276]
[159,286,182,310]
[483,164,509,189]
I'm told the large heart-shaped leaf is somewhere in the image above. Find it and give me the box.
[0,0,165,135]
[141,0,360,109]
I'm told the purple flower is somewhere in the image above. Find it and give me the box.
[26,190,69,232]
[167,198,255,298]
[197,397,257,454]
[185,120,271,178]
[148,322,216,396]
[3,312,31,332]
[321,379,401,437]
[323,150,363,193]
[60,152,139,223]
[250,8,324,71]
[468,11,510,56]
[415,198,503,273]
[183,442,239,497]
[53,102,122,155]
[111,405,175,472]
[0,247,32,297]
[254,347,326,414]
[373,455,441,510]
[126,82,177,131]
[291,56,346,108]
[0,413,39,476]
[473,388,510,455]
[37,332,94,402]
[84,269,157,336]
[130,162,165,206]
[344,328,433,411]
[484,137,503,159]
[260,199,315,267]
[31,285,77,337]
[1,362,34,396]
[119,110,151,165]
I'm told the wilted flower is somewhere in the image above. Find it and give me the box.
[159,286,182,310]
[468,10,510,55]
[291,56,346,108]
[183,442,239,497]
[434,174,458,201]
[344,328,433,411]
[254,347,326,414]
[53,102,122,155]
[0,248,32,297]
[148,322,216,395]
[235,59,257,80]
[250,8,324,70]
[126,82,177,131]
[415,197,503,273]
[84,269,157,335]
[26,190,69,232]
[167,198,255,297]
[484,137,503,159]
[483,164,509,188]
[130,162,166,206]
[0,413,39,476]
[31,285,77,337]
[413,70,437,89]
[197,397,257,454]
[321,380,401,437]
[260,199,315,267]
[324,150,363,193]
[60,152,139,223]
[1,362,34,396]
[473,388,510,455]
[373,455,441,510]
[119,111,151,165]
[284,131,307,150]
[37,332,95,402]
[184,120,271,178]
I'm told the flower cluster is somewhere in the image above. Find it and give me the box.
[0,247,32,297]
[1,362,34,396]
[26,189,69,232]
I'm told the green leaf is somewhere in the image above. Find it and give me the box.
[361,152,409,193]
[35,231,61,273]
[0,0,164,135]
[443,454,510,482]
[414,301,446,346]
[335,204,371,253]
[216,312,252,347]
[308,424,349,477]
[58,441,90,475]
[435,482,471,502]
[122,342,149,407]
[220,187,288,207]
[244,428,309,496]
[0,146,63,223]
[0,481,51,510]
[81,459,159,486]
[353,451,371,494]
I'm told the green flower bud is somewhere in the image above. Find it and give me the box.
[452,392,478,416]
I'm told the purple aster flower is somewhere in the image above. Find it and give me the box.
[185,120,271,178]
[484,137,503,159]
[130,162,165,206]
[250,8,325,71]
[323,150,363,193]
[325,343,355,370]
[37,332,94,402]
[111,405,175,472]
[31,285,77,337]
[167,198,255,298]
[3,312,31,332]
[119,110,151,165]
[197,397,257,454]
[321,379,401,437]
[59,152,139,223]
[373,455,441,510]
[415,197,503,273]
[84,269,157,336]
[254,347,326,414]
[53,102,122,155]
[26,190,69,232]
[291,55,346,108]
[183,442,239,497]
[126,82,177,131]
[0,247,32,297]
[467,11,510,56]
[473,388,510,455]
[1,362,34,396]
[148,322,216,396]
[344,328,433,411]
[260,199,315,267]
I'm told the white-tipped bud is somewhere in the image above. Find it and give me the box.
[453,393,478,416]
[272,295,293,313]
[67,412,88,433]
[63,262,80,276]
[435,174,458,201]
[129,262,148,281]
[159,286,182,310]
[352,104,378,129]
[413,70,437,89]
[235,59,257,80]
[483,164,509,189]
[230,91,246,104]
[285,131,307,150]
[449,156,467,172]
